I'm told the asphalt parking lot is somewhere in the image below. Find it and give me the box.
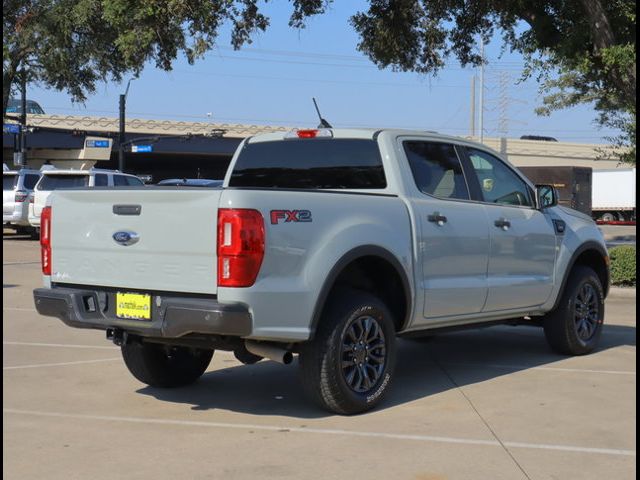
[3,232,636,480]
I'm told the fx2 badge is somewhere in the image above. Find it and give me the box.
[270,210,312,225]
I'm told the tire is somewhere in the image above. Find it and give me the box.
[600,212,617,222]
[543,265,604,355]
[299,290,397,415]
[121,341,213,387]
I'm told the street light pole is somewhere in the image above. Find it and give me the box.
[20,69,27,167]
[118,78,134,173]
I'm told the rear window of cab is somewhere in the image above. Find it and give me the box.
[229,139,386,189]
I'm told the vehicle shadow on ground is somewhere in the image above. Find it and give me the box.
[2,232,37,241]
[138,323,635,418]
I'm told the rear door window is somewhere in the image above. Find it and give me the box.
[94,174,109,186]
[3,175,17,191]
[38,174,89,190]
[403,141,470,200]
[230,139,386,189]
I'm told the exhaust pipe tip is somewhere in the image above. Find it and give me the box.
[245,340,293,365]
[282,351,293,365]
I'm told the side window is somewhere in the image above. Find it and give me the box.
[23,174,40,190]
[125,176,143,186]
[113,175,128,187]
[94,174,108,186]
[467,148,533,207]
[403,141,470,200]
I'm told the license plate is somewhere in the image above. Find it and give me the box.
[116,292,151,320]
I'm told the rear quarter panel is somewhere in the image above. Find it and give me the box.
[218,188,413,341]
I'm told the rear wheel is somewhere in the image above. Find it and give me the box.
[121,342,213,387]
[299,290,397,415]
[543,266,604,355]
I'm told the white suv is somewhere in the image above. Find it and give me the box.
[29,168,144,228]
[3,167,41,234]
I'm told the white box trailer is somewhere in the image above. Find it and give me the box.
[592,168,636,222]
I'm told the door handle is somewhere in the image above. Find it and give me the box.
[428,212,448,226]
[494,218,511,230]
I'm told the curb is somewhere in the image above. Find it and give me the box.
[608,287,636,299]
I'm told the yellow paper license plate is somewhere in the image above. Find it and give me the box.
[116,292,151,320]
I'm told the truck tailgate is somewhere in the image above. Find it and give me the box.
[49,189,222,294]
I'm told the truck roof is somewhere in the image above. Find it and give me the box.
[247,128,492,150]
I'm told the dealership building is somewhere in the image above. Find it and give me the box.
[2,113,625,182]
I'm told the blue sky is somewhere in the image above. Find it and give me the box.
[28,2,617,143]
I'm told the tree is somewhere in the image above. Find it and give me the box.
[3,1,636,163]
[344,0,636,163]
[3,0,271,116]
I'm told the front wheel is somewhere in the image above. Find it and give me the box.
[299,290,397,415]
[121,341,213,387]
[543,266,604,355]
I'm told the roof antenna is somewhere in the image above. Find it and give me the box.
[312,98,332,128]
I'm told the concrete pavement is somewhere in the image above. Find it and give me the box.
[3,233,636,480]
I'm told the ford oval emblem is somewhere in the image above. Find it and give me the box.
[113,230,139,246]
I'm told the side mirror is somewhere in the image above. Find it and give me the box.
[536,184,559,210]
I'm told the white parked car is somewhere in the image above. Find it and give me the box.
[3,167,41,235]
[29,168,144,228]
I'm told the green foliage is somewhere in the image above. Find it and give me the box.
[2,0,274,115]
[348,0,636,162]
[3,0,636,161]
[609,246,636,286]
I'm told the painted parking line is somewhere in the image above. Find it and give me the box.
[441,362,636,376]
[3,408,635,457]
[3,358,120,370]
[3,341,118,350]
[3,307,37,312]
[3,261,41,266]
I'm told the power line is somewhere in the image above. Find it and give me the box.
[172,69,476,89]
[213,45,527,68]
[206,52,526,72]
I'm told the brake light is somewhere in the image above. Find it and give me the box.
[217,209,265,287]
[15,190,27,203]
[40,206,52,275]
[285,129,333,139]
[29,193,34,204]
[297,129,319,138]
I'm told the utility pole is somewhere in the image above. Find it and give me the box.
[478,37,485,144]
[497,71,510,137]
[118,79,134,173]
[470,75,476,137]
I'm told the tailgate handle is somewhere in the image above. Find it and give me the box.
[113,205,142,216]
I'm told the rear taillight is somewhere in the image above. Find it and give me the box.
[217,209,265,287]
[29,193,34,204]
[40,206,52,275]
[15,190,27,202]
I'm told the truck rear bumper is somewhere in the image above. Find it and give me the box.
[33,287,252,338]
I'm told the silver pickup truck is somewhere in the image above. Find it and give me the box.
[34,129,609,414]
